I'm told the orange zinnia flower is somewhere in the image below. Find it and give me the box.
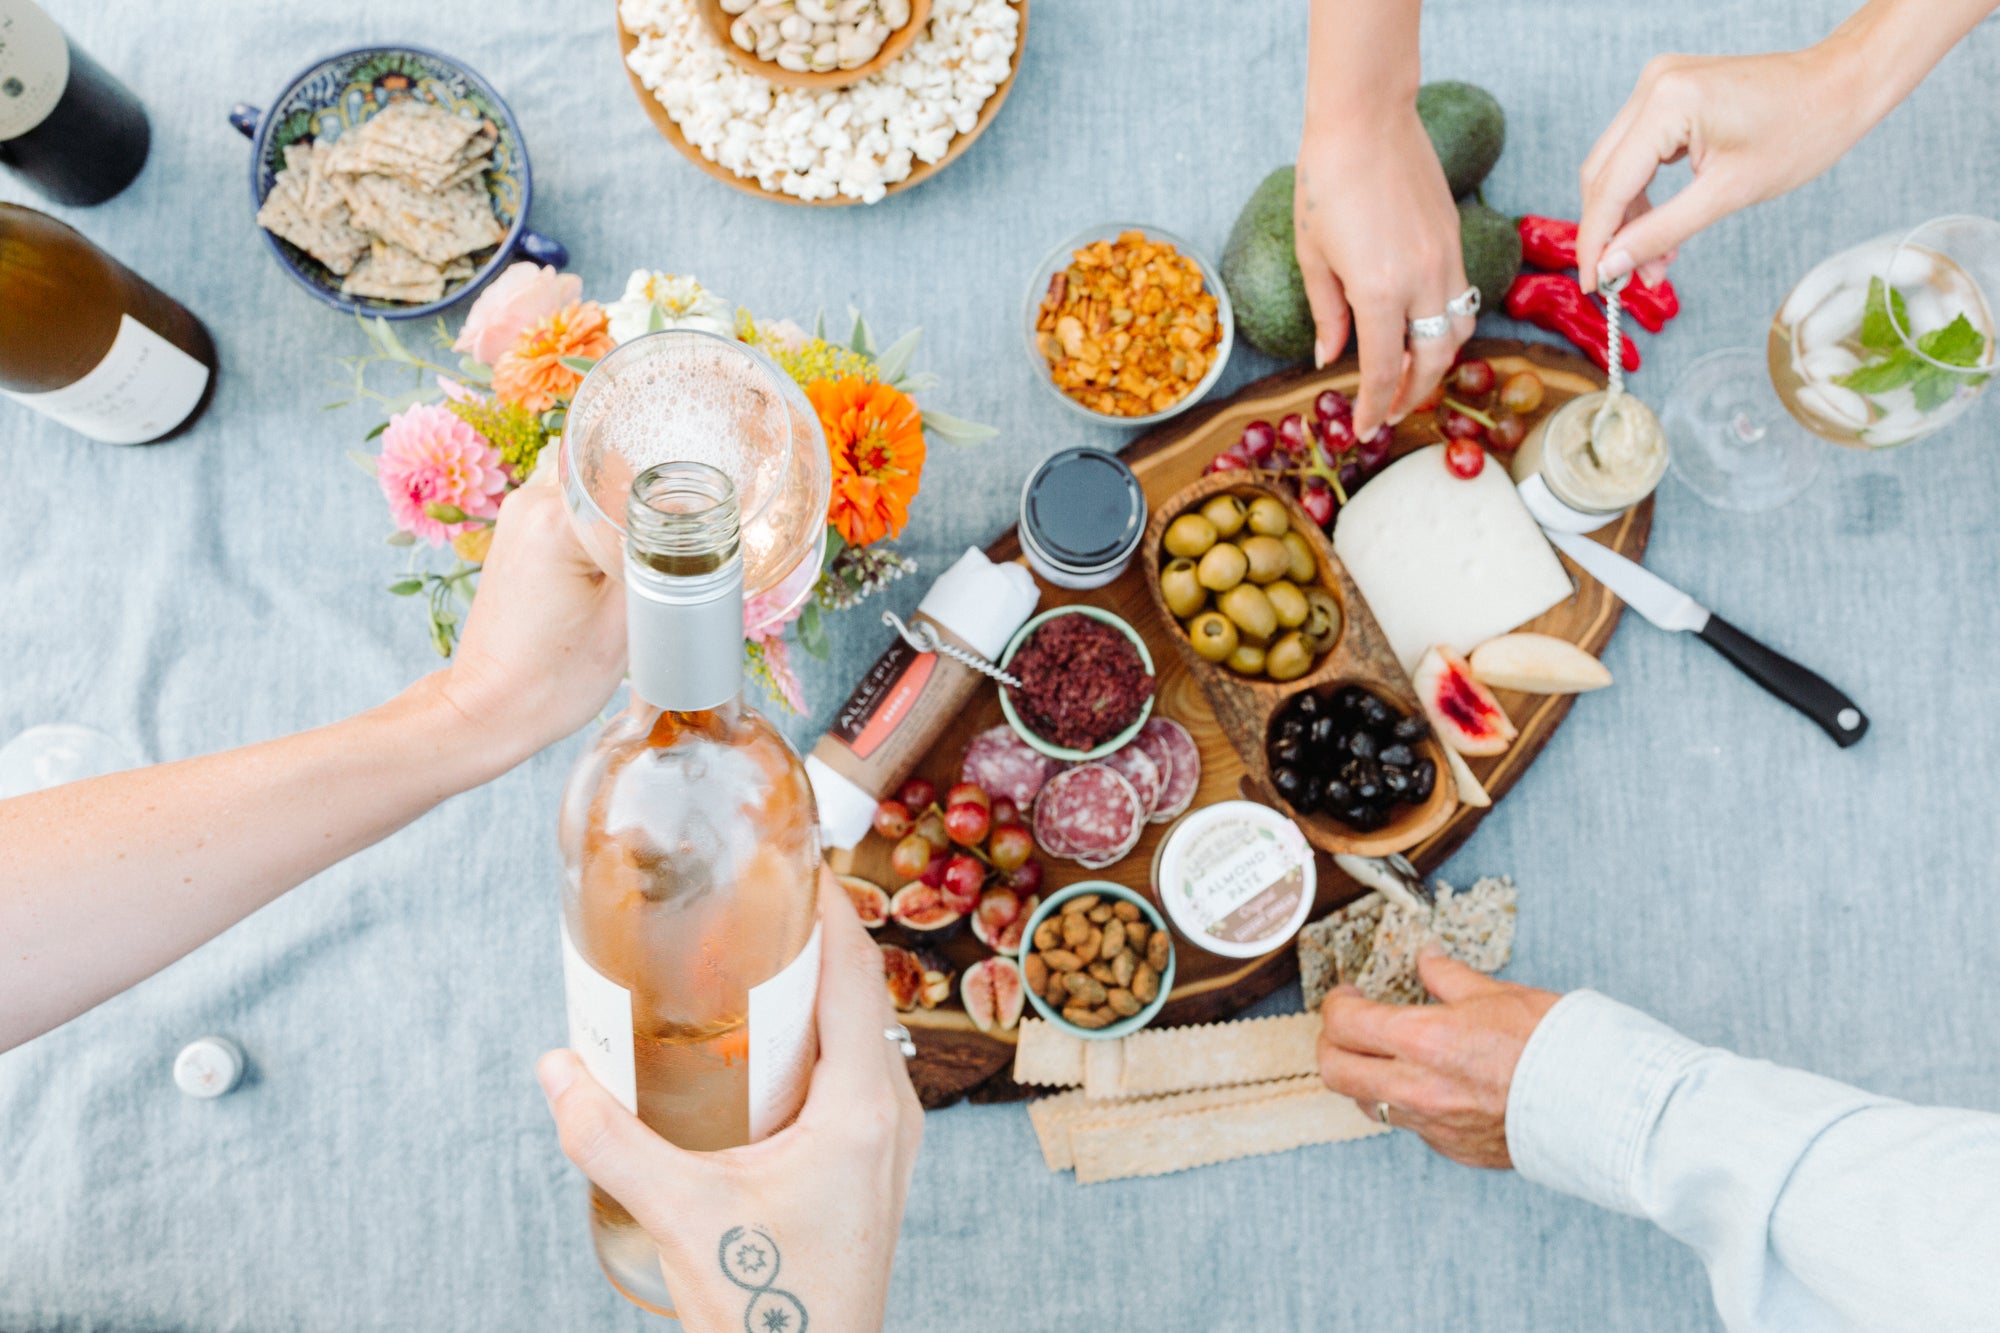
[490,300,614,415]
[808,377,925,548]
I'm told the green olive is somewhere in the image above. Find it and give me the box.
[1217,582,1277,641]
[1159,558,1207,619]
[1164,513,1218,559]
[1245,495,1289,537]
[1300,588,1342,654]
[1196,541,1247,592]
[1281,531,1316,583]
[1226,643,1267,675]
[1199,494,1248,539]
[1265,631,1313,682]
[1240,534,1290,584]
[1265,579,1309,629]
[1187,611,1239,663]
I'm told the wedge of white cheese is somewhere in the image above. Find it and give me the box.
[1333,444,1574,674]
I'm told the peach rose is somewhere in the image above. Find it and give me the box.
[454,262,581,366]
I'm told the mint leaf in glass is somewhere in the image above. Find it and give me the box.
[1858,277,1912,353]
[1835,352,1921,396]
[1916,313,1987,369]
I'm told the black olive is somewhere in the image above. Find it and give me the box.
[1409,758,1436,802]
[1352,762,1381,802]
[1357,694,1392,729]
[1323,779,1353,809]
[1332,685,1368,713]
[1346,729,1377,760]
[1348,803,1390,832]
[1278,718,1306,745]
[1302,773,1326,812]
[1392,714,1430,743]
[1270,738,1304,769]
[1308,715,1340,749]
[1292,691,1321,720]
[1272,765,1305,803]
[1378,742,1414,769]
[1382,767,1410,796]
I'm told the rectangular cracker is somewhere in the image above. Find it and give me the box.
[322,101,484,186]
[340,240,446,303]
[256,146,370,276]
[1070,1079,1390,1184]
[1110,1012,1320,1099]
[1030,1078,1317,1173]
[1025,1091,1091,1171]
[1298,894,1385,1013]
[1354,901,1435,1006]
[1011,1019,1084,1088]
[1082,1039,1124,1102]
[334,172,502,265]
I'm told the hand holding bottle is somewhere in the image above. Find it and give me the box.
[442,463,627,767]
[539,873,924,1333]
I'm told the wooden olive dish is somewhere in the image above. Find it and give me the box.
[1140,471,1458,858]
[700,0,933,91]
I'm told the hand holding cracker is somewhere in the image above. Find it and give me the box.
[1315,949,1559,1169]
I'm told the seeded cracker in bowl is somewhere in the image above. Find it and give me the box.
[620,0,1020,203]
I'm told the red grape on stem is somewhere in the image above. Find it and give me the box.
[1445,437,1486,479]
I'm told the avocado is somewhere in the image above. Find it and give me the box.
[1220,166,1315,362]
[1417,81,1506,199]
[1457,201,1522,311]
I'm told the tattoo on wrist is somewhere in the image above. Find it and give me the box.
[720,1225,808,1331]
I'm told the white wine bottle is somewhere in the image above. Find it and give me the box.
[557,460,822,1317]
[0,0,149,205]
[0,203,215,444]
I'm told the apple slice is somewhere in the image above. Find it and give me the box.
[1470,633,1613,695]
[1413,645,1518,757]
[1441,746,1491,808]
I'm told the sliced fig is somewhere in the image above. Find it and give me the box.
[969,886,1024,953]
[994,894,1039,957]
[960,956,1025,1033]
[1469,632,1612,694]
[1413,646,1518,757]
[880,944,924,1012]
[889,881,965,941]
[915,948,956,1010]
[837,873,891,930]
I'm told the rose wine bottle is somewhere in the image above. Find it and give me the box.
[0,203,215,443]
[0,0,149,206]
[558,460,822,1317]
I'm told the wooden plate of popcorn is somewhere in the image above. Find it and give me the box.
[615,0,1028,206]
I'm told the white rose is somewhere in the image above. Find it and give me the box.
[606,269,736,345]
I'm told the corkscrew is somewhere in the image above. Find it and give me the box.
[880,610,1022,689]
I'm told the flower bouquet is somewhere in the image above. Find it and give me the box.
[338,262,995,711]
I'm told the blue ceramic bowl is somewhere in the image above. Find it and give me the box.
[231,45,565,319]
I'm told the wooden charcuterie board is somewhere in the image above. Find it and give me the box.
[830,339,1652,1108]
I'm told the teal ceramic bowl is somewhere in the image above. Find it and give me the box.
[1018,881,1175,1040]
[998,607,1156,763]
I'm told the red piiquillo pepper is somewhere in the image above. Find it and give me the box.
[1504,273,1640,374]
[1516,214,1682,333]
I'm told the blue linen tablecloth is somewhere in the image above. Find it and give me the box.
[4,1,1998,1328]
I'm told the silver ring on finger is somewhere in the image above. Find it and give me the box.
[1407,313,1452,342]
[1445,285,1481,319]
[1374,1100,1394,1126]
[885,1023,917,1059]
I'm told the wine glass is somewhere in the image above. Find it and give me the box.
[0,724,139,799]
[1666,214,2000,511]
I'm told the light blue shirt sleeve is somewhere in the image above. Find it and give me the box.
[1505,990,2000,1332]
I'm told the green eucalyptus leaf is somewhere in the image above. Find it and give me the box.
[874,327,922,385]
[848,308,873,356]
[386,530,417,547]
[896,371,942,394]
[373,316,415,363]
[363,420,389,441]
[813,309,827,341]
[920,408,1000,446]
[347,449,379,476]
[388,578,424,596]
[560,356,599,375]
[820,527,847,571]
[797,600,830,659]
[457,356,493,383]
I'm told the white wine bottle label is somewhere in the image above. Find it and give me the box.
[747,922,821,1141]
[0,0,69,139]
[559,916,638,1115]
[2,314,208,444]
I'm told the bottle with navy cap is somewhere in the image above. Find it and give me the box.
[1018,446,1148,590]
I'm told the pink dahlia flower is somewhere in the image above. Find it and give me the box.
[378,403,508,547]
[453,262,582,367]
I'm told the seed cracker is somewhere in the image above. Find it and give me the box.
[1012,1019,1084,1088]
[1297,876,1519,1011]
[320,101,487,189]
[1070,1078,1390,1184]
[340,240,447,304]
[1297,894,1384,1014]
[255,142,370,276]
[334,172,503,266]
[1111,1012,1320,1099]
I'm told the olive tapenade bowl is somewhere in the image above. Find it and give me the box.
[1139,472,1457,859]
[998,607,1157,763]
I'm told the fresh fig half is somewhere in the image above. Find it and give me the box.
[995,895,1039,957]
[960,956,1025,1033]
[838,874,891,930]
[915,948,956,1010]
[1413,645,1518,757]
[880,944,924,1012]
[889,881,965,941]
[969,886,1024,953]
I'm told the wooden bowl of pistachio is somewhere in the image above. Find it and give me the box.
[703,0,931,90]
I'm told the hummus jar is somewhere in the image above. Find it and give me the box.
[1151,800,1316,959]
[1510,390,1668,534]
[1018,447,1147,590]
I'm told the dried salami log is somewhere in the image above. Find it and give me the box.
[960,725,1060,810]
[1035,764,1143,863]
[1140,718,1201,823]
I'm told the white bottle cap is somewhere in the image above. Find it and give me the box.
[173,1037,245,1099]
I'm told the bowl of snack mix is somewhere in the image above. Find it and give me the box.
[1024,223,1233,428]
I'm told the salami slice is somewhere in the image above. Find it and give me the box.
[1140,718,1201,823]
[960,725,1059,810]
[1131,725,1177,812]
[1035,764,1143,863]
[1100,742,1163,819]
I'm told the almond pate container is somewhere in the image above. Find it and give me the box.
[1150,800,1317,959]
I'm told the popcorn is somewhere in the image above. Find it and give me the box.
[620,0,1019,204]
